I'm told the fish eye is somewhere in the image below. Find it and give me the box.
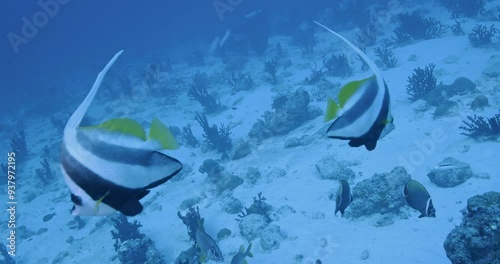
[71,193,83,206]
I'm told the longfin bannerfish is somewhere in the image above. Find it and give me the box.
[335,180,352,216]
[404,180,436,218]
[60,50,182,217]
[314,21,395,151]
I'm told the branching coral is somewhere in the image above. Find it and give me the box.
[35,158,52,185]
[111,214,164,264]
[110,214,145,252]
[264,57,279,84]
[393,12,447,43]
[10,129,28,159]
[440,0,485,18]
[374,47,398,68]
[0,244,14,264]
[450,20,465,36]
[322,53,352,77]
[177,206,204,244]
[188,71,224,113]
[228,71,253,92]
[181,125,199,147]
[304,62,325,85]
[406,63,437,101]
[459,110,500,140]
[176,207,208,264]
[237,192,272,223]
[195,113,232,153]
[468,24,497,47]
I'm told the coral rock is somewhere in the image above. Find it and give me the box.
[482,54,500,79]
[470,95,489,110]
[230,139,251,160]
[444,192,500,264]
[427,157,473,188]
[315,155,355,181]
[260,224,287,251]
[444,77,476,96]
[349,167,411,219]
[239,214,269,241]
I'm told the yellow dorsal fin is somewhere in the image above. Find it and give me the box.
[148,118,179,150]
[338,76,374,107]
[239,244,245,253]
[324,97,340,122]
[83,118,147,140]
[94,191,110,213]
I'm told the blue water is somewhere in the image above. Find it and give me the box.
[1,0,499,263]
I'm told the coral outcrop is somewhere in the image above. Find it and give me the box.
[444,192,500,264]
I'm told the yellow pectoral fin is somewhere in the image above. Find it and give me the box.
[148,118,179,150]
[324,97,340,122]
[95,191,110,212]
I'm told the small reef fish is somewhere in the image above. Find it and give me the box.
[404,180,436,218]
[43,212,56,222]
[60,50,183,216]
[230,243,253,264]
[196,227,224,262]
[335,180,353,216]
[314,21,395,151]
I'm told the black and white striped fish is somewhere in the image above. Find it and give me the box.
[60,50,182,216]
[314,21,395,151]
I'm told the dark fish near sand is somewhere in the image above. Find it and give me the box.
[404,180,436,218]
[314,21,395,151]
[335,180,352,216]
[43,213,56,222]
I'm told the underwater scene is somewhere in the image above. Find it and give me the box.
[1,0,499,263]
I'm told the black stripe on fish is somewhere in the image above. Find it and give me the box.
[329,77,379,131]
[61,143,180,215]
[76,130,175,167]
[330,82,390,150]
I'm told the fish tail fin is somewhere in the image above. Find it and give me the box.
[64,50,124,132]
[148,118,179,150]
[246,242,253,257]
[324,97,340,122]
